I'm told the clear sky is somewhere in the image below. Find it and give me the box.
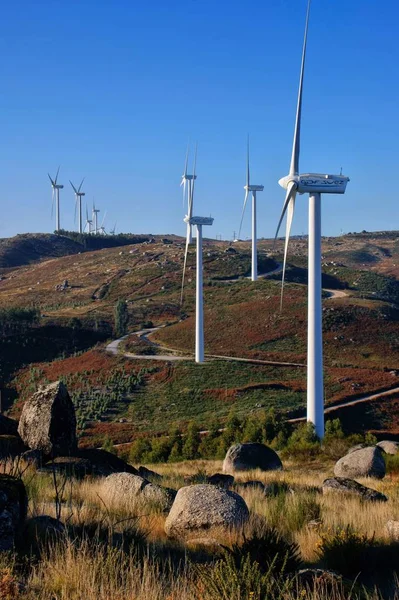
[1,0,398,241]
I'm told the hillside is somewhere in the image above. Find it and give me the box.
[2,229,399,446]
[0,233,83,268]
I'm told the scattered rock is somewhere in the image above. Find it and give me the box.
[237,480,293,497]
[237,480,267,492]
[38,457,94,479]
[223,443,282,473]
[334,446,385,479]
[18,381,77,457]
[39,450,138,479]
[0,414,18,436]
[322,477,387,502]
[101,473,175,511]
[164,484,249,541]
[377,440,399,455]
[207,473,234,488]
[138,466,163,483]
[21,449,44,468]
[0,435,25,458]
[0,475,28,551]
[21,516,65,554]
[346,443,368,454]
[295,569,342,591]
[386,520,399,539]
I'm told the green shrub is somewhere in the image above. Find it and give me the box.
[317,526,375,578]
[281,423,321,460]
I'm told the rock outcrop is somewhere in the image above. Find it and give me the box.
[223,443,282,473]
[138,466,163,483]
[322,477,387,502]
[377,440,399,455]
[0,475,28,551]
[334,446,385,479]
[386,520,399,539]
[18,381,77,456]
[38,450,138,479]
[207,473,234,488]
[164,484,249,541]
[101,472,175,511]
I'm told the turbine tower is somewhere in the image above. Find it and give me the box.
[70,179,85,234]
[238,137,264,281]
[181,144,197,245]
[181,215,214,363]
[48,167,64,232]
[275,0,349,439]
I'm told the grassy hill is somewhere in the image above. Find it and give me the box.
[2,230,399,446]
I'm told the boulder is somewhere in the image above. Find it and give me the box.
[0,475,28,551]
[346,443,368,454]
[322,477,387,502]
[207,473,234,488]
[295,569,342,591]
[21,516,65,554]
[18,381,77,456]
[0,415,18,436]
[237,480,293,497]
[101,473,175,511]
[21,449,44,468]
[39,450,138,479]
[334,446,385,479]
[164,484,249,541]
[223,443,282,473]
[377,440,399,455]
[138,466,163,483]
[0,435,25,458]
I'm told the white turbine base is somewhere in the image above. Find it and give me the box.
[307,192,324,439]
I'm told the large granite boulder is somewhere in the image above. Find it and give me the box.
[0,475,28,551]
[377,440,399,455]
[164,484,249,541]
[207,473,234,489]
[223,443,282,473]
[322,477,387,502]
[138,466,163,483]
[38,449,138,479]
[18,381,77,456]
[101,472,175,511]
[334,446,385,479]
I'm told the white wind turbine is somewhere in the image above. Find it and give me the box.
[275,0,349,439]
[181,144,197,245]
[84,207,93,233]
[181,214,214,363]
[48,167,64,232]
[70,179,85,234]
[92,203,100,235]
[238,137,264,281]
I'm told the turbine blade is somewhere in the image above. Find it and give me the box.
[54,166,60,185]
[246,135,250,188]
[48,173,55,186]
[289,0,311,176]
[190,144,197,218]
[51,187,55,218]
[101,211,107,227]
[280,192,297,309]
[180,230,191,306]
[274,182,297,243]
[78,178,85,193]
[238,189,249,240]
[70,180,78,194]
[74,197,78,224]
[183,143,189,178]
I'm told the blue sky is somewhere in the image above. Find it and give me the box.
[0,0,398,240]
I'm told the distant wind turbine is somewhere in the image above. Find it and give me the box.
[92,203,100,235]
[85,207,93,233]
[238,137,264,281]
[181,214,214,364]
[48,167,64,232]
[275,0,349,439]
[70,178,85,234]
[181,144,197,245]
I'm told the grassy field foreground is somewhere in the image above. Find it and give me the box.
[2,457,399,599]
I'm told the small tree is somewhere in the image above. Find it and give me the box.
[182,422,201,460]
[114,299,129,337]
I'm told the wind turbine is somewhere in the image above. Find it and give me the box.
[181,144,197,245]
[238,137,264,281]
[92,203,100,235]
[181,215,214,363]
[99,211,107,235]
[70,179,85,234]
[85,207,93,233]
[110,222,117,235]
[48,167,64,232]
[275,0,349,439]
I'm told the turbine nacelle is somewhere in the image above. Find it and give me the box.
[278,173,350,195]
[181,174,197,182]
[184,215,214,227]
[244,184,264,193]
